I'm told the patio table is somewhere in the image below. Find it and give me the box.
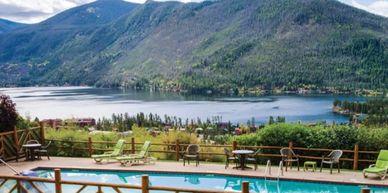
[22,144,41,161]
[232,150,254,170]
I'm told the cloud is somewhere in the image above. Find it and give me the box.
[339,0,388,17]
[0,0,95,23]
[0,0,206,23]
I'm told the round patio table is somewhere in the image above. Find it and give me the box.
[232,150,254,170]
[22,144,41,161]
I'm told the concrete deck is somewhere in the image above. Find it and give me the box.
[0,157,387,187]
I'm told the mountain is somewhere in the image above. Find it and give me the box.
[0,19,27,34]
[0,0,387,93]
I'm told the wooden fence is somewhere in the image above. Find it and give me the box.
[0,125,45,161]
[0,169,245,193]
[50,137,380,170]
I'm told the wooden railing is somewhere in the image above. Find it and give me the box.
[0,126,44,161]
[49,137,380,170]
[0,169,244,193]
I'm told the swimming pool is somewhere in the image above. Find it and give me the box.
[33,169,388,193]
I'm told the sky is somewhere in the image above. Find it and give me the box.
[0,0,387,24]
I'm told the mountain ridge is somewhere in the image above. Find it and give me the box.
[0,0,387,93]
[0,19,27,34]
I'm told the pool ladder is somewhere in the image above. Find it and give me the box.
[264,160,271,180]
[277,161,284,181]
[0,158,21,175]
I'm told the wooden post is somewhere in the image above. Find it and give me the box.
[54,169,62,193]
[361,187,370,193]
[232,140,237,150]
[88,137,92,157]
[175,140,180,161]
[13,127,20,161]
[288,141,293,168]
[288,141,293,149]
[142,175,149,193]
[16,179,21,193]
[241,181,249,193]
[131,137,135,154]
[353,144,359,170]
[39,122,45,145]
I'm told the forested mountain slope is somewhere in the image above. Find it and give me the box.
[0,0,387,93]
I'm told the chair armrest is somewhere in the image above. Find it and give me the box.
[103,151,113,154]
[369,164,376,168]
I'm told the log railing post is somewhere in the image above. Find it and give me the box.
[175,140,180,161]
[361,187,370,193]
[39,122,45,145]
[232,140,237,151]
[353,144,359,170]
[54,169,62,193]
[142,175,149,193]
[241,181,249,193]
[131,137,135,154]
[13,127,20,161]
[16,179,21,193]
[88,137,92,157]
[287,141,293,167]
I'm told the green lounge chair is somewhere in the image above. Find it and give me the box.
[116,141,152,166]
[363,150,388,180]
[92,139,125,163]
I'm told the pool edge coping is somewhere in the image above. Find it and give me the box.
[32,166,388,189]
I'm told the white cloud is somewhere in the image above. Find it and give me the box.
[340,0,388,17]
[0,0,206,23]
[0,0,94,23]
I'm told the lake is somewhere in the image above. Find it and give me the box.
[0,87,366,124]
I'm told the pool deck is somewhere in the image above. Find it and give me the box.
[0,157,387,187]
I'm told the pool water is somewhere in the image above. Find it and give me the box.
[33,169,388,193]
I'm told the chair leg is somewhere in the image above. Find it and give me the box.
[337,162,340,173]
[225,159,229,169]
[297,160,300,171]
[47,153,50,160]
[183,158,185,166]
[320,161,323,172]
[330,163,333,174]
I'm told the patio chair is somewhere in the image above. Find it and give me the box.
[320,150,343,174]
[224,148,238,169]
[26,140,39,144]
[280,147,300,171]
[116,141,152,166]
[246,149,260,170]
[363,150,388,180]
[35,141,52,160]
[183,144,200,166]
[92,139,125,163]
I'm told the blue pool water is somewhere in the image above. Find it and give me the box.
[31,169,388,193]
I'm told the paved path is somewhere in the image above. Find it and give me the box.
[0,157,387,187]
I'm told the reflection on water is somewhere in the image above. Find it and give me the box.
[35,169,387,193]
[0,86,367,124]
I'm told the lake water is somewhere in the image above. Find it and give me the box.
[0,86,366,124]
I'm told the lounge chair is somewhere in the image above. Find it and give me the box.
[224,148,238,169]
[183,144,200,166]
[280,147,300,171]
[320,150,343,174]
[116,141,152,166]
[363,150,388,180]
[92,139,125,163]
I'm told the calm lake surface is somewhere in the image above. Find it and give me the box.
[0,87,366,124]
